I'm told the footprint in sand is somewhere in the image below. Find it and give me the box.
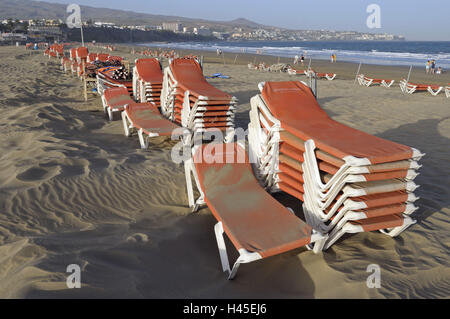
[16,166,58,182]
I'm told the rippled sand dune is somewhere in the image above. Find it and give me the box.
[0,46,448,298]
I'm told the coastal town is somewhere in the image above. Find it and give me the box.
[0,18,405,44]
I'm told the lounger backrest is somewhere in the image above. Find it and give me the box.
[76,47,89,59]
[135,58,163,83]
[261,81,329,121]
[104,87,131,103]
[170,58,232,99]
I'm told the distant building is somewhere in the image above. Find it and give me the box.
[94,22,116,28]
[162,22,182,33]
[0,32,27,43]
[193,27,211,36]
[28,19,62,26]
[183,26,192,33]
[27,25,64,42]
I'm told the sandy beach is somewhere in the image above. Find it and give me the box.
[0,45,449,298]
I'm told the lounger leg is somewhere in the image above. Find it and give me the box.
[224,128,235,143]
[107,107,113,121]
[184,159,196,209]
[121,111,131,137]
[214,222,231,274]
[138,128,149,149]
[214,222,262,280]
[310,230,328,253]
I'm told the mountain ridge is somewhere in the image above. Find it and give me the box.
[0,0,272,31]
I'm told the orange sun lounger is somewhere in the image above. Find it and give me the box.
[248,81,423,249]
[357,74,395,87]
[122,102,182,149]
[287,67,307,76]
[132,58,163,105]
[184,142,327,279]
[101,87,132,120]
[161,58,237,140]
[306,69,336,80]
[97,65,133,96]
[400,79,443,96]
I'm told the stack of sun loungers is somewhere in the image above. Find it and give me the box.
[248,81,424,250]
[75,47,89,78]
[358,74,395,87]
[160,57,237,140]
[96,65,132,97]
[132,58,163,106]
[400,79,443,96]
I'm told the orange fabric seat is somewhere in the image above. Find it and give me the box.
[103,87,133,110]
[193,143,313,258]
[125,103,179,136]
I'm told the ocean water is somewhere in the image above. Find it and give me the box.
[140,40,450,68]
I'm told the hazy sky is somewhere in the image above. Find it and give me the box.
[43,0,450,41]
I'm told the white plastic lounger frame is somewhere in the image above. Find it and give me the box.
[446,86,450,98]
[322,203,418,235]
[323,215,416,250]
[160,66,178,119]
[427,86,443,96]
[302,140,422,195]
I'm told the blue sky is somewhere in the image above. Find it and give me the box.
[44,0,450,40]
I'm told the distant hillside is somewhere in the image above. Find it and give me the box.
[0,0,270,31]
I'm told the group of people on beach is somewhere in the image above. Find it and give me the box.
[330,53,337,63]
[426,59,443,74]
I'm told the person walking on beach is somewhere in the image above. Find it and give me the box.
[294,55,299,64]
[300,55,305,65]
[431,60,436,74]
[426,60,430,73]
